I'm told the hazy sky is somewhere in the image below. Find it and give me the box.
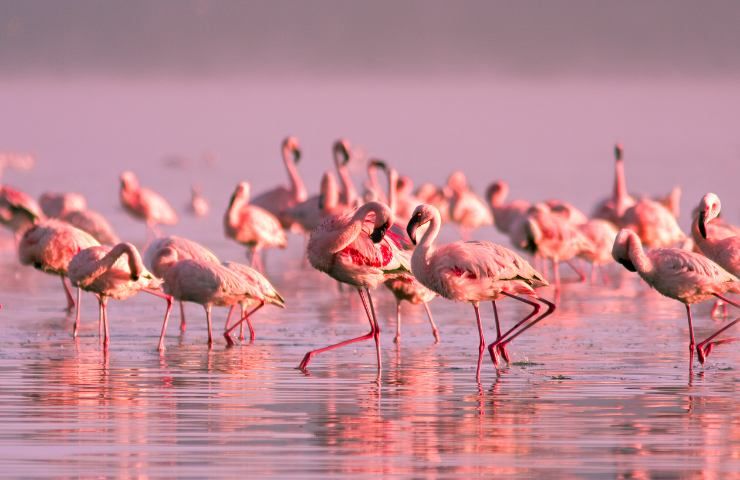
[2,0,740,78]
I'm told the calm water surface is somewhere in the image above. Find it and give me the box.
[0,78,738,477]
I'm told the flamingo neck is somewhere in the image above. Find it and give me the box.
[87,243,142,284]
[226,193,247,229]
[335,158,357,207]
[386,169,398,216]
[626,232,654,278]
[614,159,629,215]
[325,202,384,254]
[413,209,441,269]
[283,147,307,202]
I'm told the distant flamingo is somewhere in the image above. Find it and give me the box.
[620,198,685,248]
[18,219,100,317]
[612,229,739,366]
[252,136,307,230]
[362,159,388,204]
[486,181,530,234]
[0,184,43,235]
[332,139,359,208]
[0,152,34,180]
[119,171,178,238]
[406,204,555,381]
[60,209,120,245]
[68,242,171,345]
[39,192,87,218]
[299,201,409,373]
[546,200,589,225]
[446,171,493,239]
[415,183,450,222]
[144,235,221,333]
[221,261,286,345]
[189,185,209,217]
[577,219,618,282]
[394,175,421,226]
[592,144,635,224]
[655,186,682,219]
[224,182,287,270]
[692,193,739,317]
[158,256,263,350]
[289,171,348,233]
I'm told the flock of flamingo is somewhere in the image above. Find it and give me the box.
[0,139,737,381]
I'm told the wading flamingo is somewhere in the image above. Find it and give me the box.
[39,191,119,245]
[0,184,43,235]
[406,204,555,382]
[119,171,178,238]
[144,235,221,333]
[620,198,685,248]
[68,242,171,345]
[224,182,287,271]
[333,139,359,208]
[252,136,307,230]
[486,181,530,235]
[18,219,100,320]
[300,201,409,374]
[612,229,739,367]
[577,219,618,283]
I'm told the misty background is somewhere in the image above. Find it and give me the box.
[0,0,738,241]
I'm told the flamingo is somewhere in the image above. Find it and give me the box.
[144,235,221,333]
[252,136,307,230]
[289,171,348,233]
[189,185,209,217]
[332,139,359,208]
[39,192,87,217]
[18,219,100,318]
[394,175,421,226]
[446,171,493,239]
[692,193,739,317]
[620,198,685,248]
[119,171,178,238]
[59,209,120,246]
[612,229,739,366]
[415,183,450,222]
[546,200,589,225]
[577,219,618,283]
[299,201,409,373]
[67,242,171,345]
[406,204,556,381]
[0,152,34,180]
[486,181,530,235]
[158,256,266,350]
[221,261,286,345]
[592,144,635,224]
[0,184,43,235]
[224,182,287,270]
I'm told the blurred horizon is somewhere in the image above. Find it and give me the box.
[2,0,740,79]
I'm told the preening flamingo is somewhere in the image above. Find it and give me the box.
[39,192,87,217]
[300,201,409,373]
[224,181,287,270]
[119,171,178,238]
[406,204,555,381]
[18,219,100,318]
[144,235,221,333]
[612,229,739,366]
[68,242,171,345]
[0,184,43,235]
[252,136,307,230]
[221,261,286,345]
[486,181,530,235]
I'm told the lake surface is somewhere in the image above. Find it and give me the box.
[0,77,738,477]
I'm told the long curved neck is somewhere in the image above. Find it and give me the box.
[386,169,398,216]
[614,159,629,214]
[88,243,142,283]
[225,193,247,228]
[324,202,384,254]
[415,210,441,263]
[626,232,654,277]
[335,156,357,206]
[282,147,306,202]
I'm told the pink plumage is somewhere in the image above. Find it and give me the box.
[119,171,178,237]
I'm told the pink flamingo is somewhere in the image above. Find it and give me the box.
[67,242,171,345]
[119,171,178,238]
[486,180,531,235]
[59,209,120,246]
[189,185,209,217]
[289,171,349,233]
[394,175,421,226]
[620,198,685,248]
[299,201,409,373]
[415,183,451,222]
[577,219,618,282]
[158,256,263,350]
[592,144,635,224]
[221,261,286,345]
[252,136,307,230]
[144,235,221,333]
[406,204,556,381]
[546,200,589,225]
[224,182,287,270]
[39,192,87,218]
[692,193,739,317]
[362,159,388,204]
[0,184,43,236]
[332,139,359,208]
[446,171,493,239]
[612,229,739,366]
[18,219,100,316]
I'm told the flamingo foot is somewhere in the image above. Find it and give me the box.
[298,352,313,371]
[697,337,737,364]
[497,343,511,364]
[432,328,440,344]
[487,344,499,367]
[224,332,236,348]
[393,334,400,344]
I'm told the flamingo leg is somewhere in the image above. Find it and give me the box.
[101,297,110,348]
[297,288,377,371]
[204,305,213,345]
[224,302,263,346]
[423,302,440,343]
[490,293,556,360]
[566,260,586,283]
[61,275,75,312]
[697,295,740,363]
[140,288,174,350]
[73,287,82,338]
[97,297,104,341]
[365,287,382,376]
[179,301,187,332]
[473,302,488,381]
[685,304,697,369]
[487,294,540,363]
[490,301,509,363]
[552,259,561,291]
[224,305,234,331]
[393,300,402,344]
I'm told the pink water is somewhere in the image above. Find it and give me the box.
[0,77,738,477]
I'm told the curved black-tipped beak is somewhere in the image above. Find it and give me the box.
[698,210,707,239]
[131,273,140,281]
[317,193,325,211]
[370,223,389,243]
[614,144,623,161]
[293,147,302,163]
[406,216,420,245]
[618,258,637,272]
[369,159,387,170]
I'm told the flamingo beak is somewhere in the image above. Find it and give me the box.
[293,147,302,163]
[618,258,637,272]
[698,210,707,239]
[370,222,388,243]
[317,194,325,211]
[406,216,420,245]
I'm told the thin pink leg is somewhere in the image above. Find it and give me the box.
[61,275,75,312]
[393,300,402,344]
[487,294,541,361]
[141,289,174,351]
[473,302,487,381]
[204,305,213,345]
[363,287,382,376]
[97,297,104,341]
[685,304,696,370]
[224,305,234,331]
[497,294,556,345]
[224,302,263,346]
[298,288,377,371]
[102,297,110,349]
[697,295,740,363]
[423,302,440,343]
[566,260,586,283]
[73,287,82,338]
[490,301,510,363]
[179,301,187,332]
[552,259,561,291]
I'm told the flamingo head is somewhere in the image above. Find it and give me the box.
[698,192,721,239]
[406,204,436,245]
[230,182,251,206]
[365,201,393,244]
[614,143,623,161]
[282,136,301,163]
[368,159,387,172]
[120,171,139,190]
[612,229,638,272]
[333,139,351,166]
[485,180,508,205]
[446,170,467,194]
[396,175,413,194]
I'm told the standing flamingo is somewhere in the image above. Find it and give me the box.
[577,219,618,283]
[446,171,493,239]
[332,139,359,208]
[39,192,87,217]
[68,242,171,345]
[18,219,100,317]
[299,201,409,374]
[406,204,555,381]
[612,229,739,366]
[119,171,178,238]
[592,144,635,224]
[0,184,43,235]
[144,235,221,333]
[39,191,119,245]
[189,185,209,217]
[224,182,287,270]
[221,261,286,345]
[252,136,307,230]
[486,180,531,235]
[620,198,685,248]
